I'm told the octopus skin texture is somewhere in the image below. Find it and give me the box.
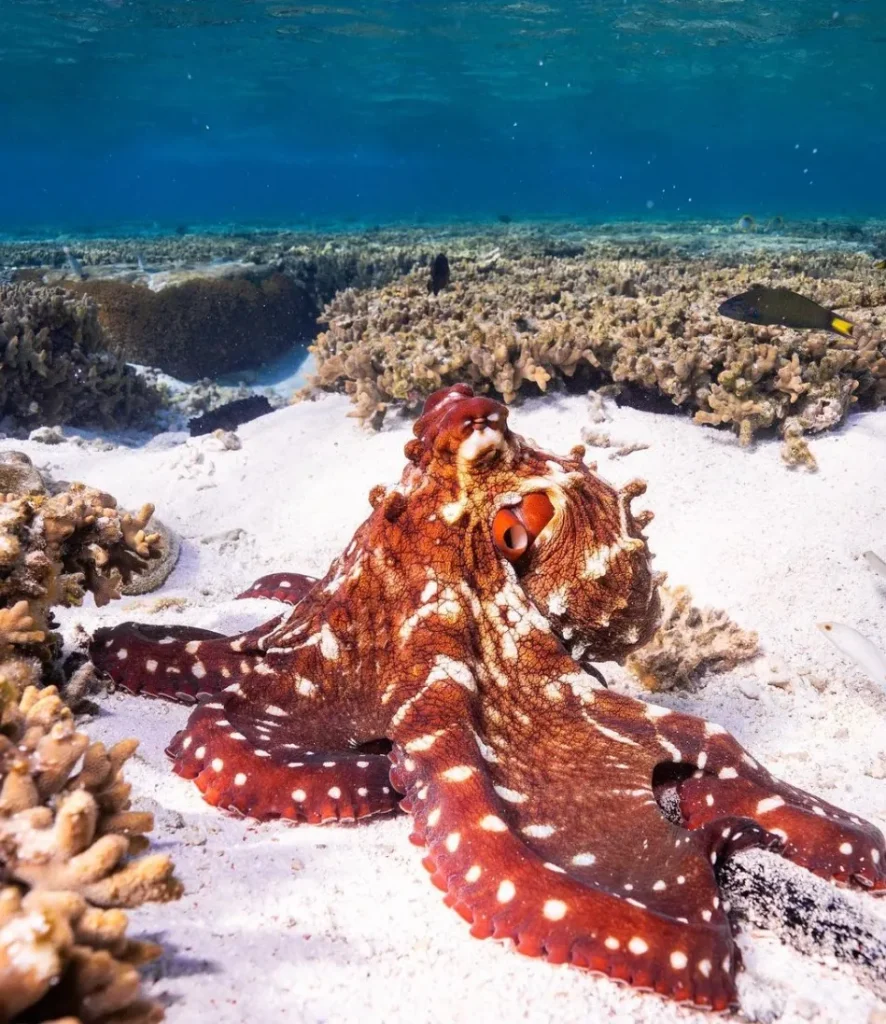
[90,383,886,1011]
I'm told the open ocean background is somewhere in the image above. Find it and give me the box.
[1,0,884,234]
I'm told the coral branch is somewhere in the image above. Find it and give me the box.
[0,471,163,671]
[0,282,158,430]
[0,668,181,1022]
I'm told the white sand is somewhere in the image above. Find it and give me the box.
[8,392,886,1024]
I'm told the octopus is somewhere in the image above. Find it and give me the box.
[90,384,886,1011]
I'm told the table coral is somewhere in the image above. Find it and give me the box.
[0,479,163,673]
[308,249,886,461]
[0,660,180,1023]
[0,284,158,430]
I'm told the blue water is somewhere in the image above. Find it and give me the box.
[2,0,885,233]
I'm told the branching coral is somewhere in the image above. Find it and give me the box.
[0,283,159,430]
[625,585,760,691]
[308,250,886,462]
[0,663,181,1022]
[0,477,162,671]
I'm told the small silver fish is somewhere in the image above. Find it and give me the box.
[863,550,886,579]
[818,621,886,692]
[62,245,85,280]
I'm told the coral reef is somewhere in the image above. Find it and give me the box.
[308,247,886,459]
[3,218,886,275]
[0,284,159,431]
[5,222,884,454]
[625,585,760,691]
[65,268,315,381]
[0,660,181,1022]
[0,474,162,673]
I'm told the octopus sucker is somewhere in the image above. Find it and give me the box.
[89,383,885,1010]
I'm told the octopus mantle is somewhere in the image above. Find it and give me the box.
[91,384,885,1011]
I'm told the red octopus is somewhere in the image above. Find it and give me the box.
[91,384,885,1010]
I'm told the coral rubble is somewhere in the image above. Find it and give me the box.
[308,247,886,458]
[0,475,162,672]
[626,585,760,691]
[0,284,159,430]
[0,662,181,1022]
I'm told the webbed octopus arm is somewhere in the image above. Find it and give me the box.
[388,602,884,1009]
[164,685,398,824]
[385,621,758,1010]
[236,572,320,604]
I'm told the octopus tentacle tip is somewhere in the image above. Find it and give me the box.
[88,382,886,1008]
[235,572,319,605]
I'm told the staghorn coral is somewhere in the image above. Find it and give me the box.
[0,665,180,1022]
[625,585,760,692]
[0,284,159,430]
[0,479,162,671]
[307,248,886,462]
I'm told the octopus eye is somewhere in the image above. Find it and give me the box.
[520,492,555,538]
[492,493,555,563]
[493,509,529,561]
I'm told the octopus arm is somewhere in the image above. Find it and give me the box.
[91,618,284,703]
[236,572,320,605]
[638,697,886,891]
[386,657,744,1010]
[167,693,399,823]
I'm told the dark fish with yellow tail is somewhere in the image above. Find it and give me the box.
[428,253,450,295]
[718,284,854,337]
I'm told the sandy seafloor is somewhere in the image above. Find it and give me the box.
[5,391,886,1024]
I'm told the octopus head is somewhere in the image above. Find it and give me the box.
[410,385,662,664]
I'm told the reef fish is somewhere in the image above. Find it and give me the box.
[62,246,85,281]
[718,285,854,337]
[188,395,274,437]
[427,253,450,295]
